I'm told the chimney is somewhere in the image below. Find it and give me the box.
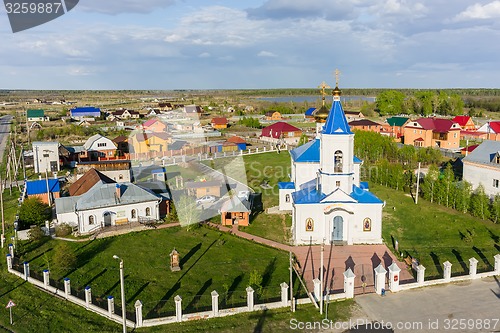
[115,184,121,201]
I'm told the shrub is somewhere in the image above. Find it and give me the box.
[55,223,73,237]
[28,226,46,241]
[52,242,77,274]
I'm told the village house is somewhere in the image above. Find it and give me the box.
[32,141,60,173]
[403,118,461,149]
[211,117,228,129]
[111,109,140,120]
[305,107,317,120]
[344,111,364,121]
[260,122,302,145]
[476,121,500,141]
[348,119,382,133]
[79,134,118,161]
[184,105,203,116]
[185,181,221,199]
[142,118,167,132]
[76,160,132,183]
[25,178,60,205]
[129,132,172,158]
[380,116,409,140]
[69,168,116,196]
[463,140,500,198]
[265,111,282,121]
[112,136,130,157]
[452,116,476,131]
[27,109,48,122]
[55,182,162,235]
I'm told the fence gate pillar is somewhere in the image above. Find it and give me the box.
[343,268,355,299]
[8,244,14,257]
[280,282,289,306]
[388,262,401,292]
[494,254,500,275]
[174,295,182,322]
[43,269,50,289]
[312,278,321,302]
[469,257,478,279]
[246,286,255,311]
[64,278,71,296]
[374,264,387,295]
[416,265,426,285]
[107,296,115,317]
[443,261,452,282]
[135,300,143,327]
[211,290,219,317]
[6,254,12,270]
[85,286,92,308]
[23,261,30,281]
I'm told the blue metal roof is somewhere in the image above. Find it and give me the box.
[278,182,295,189]
[359,182,369,190]
[322,100,352,135]
[350,185,383,204]
[26,179,60,195]
[290,139,320,162]
[353,156,362,164]
[305,107,316,116]
[292,188,326,204]
[70,107,101,115]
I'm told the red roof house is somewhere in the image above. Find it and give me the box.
[261,122,302,144]
[452,116,475,130]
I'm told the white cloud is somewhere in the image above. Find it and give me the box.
[257,50,277,57]
[199,52,211,58]
[454,1,500,20]
[78,0,176,14]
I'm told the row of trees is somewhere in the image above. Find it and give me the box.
[376,90,464,116]
[238,117,262,129]
[353,130,442,166]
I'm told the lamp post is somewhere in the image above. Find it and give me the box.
[113,255,127,333]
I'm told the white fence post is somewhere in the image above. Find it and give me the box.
[85,286,92,308]
[43,269,50,289]
[443,261,452,282]
[417,265,425,285]
[494,254,500,275]
[107,296,115,317]
[211,290,219,317]
[280,282,289,306]
[374,264,387,295]
[246,286,254,311]
[64,278,71,296]
[135,300,143,327]
[6,254,12,270]
[388,262,401,292]
[8,244,14,257]
[343,268,355,299]
[313,278,321,302]
[23,261,30,281]
[175,295,182,322]
[469,257,478,279]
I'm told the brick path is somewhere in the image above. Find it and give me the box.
[207,222,415,295]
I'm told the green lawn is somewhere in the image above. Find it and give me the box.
[241,214,292,245]
[372,184,500,279]
[14,226,295,319]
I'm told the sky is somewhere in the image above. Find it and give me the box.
[1,0,500,90]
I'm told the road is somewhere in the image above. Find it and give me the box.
[354,277,500,333]
[0,115,13,164]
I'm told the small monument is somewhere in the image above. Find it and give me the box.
[170,248,181,272]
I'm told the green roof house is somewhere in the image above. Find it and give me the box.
[27,109,48,122]
[381,116,409,140]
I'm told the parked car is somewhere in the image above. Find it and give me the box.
[196,195,216,205]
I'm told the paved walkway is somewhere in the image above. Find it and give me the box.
[206,222,414,295]
[356,277,500,332]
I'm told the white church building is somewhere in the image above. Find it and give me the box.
[278,85,384,245]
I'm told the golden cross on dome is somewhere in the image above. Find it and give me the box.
[334,69,341,87]
[318,81,330,105]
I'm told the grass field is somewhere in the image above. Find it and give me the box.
[372,184,500,278]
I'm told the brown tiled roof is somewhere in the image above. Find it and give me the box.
[113,135,128,143]
[69,168,116,196]
[227,136,246,144]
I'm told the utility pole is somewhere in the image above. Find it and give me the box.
[415,162,421,204]
[289,251,294,312]
[320,239,325,315]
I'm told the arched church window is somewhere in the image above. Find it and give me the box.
[285,194,290,203]
[334,150,343,173]
[131,209,136,219]
[146,207,151,216]
[89,215,95,225]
